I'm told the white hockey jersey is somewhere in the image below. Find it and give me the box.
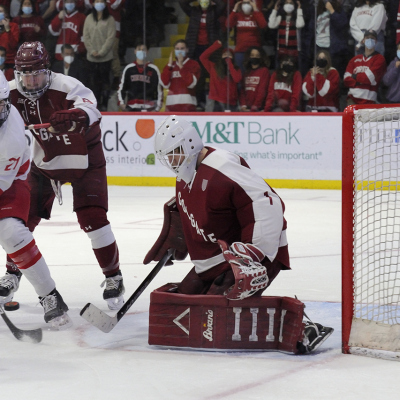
[0,106,30,195]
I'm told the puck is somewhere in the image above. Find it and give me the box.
[4,301,20,311]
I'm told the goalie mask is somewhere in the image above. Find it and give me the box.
[154,116,204,184]
[0,70,11,128]
[14,41,52,100]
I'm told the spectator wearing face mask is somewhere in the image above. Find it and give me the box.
[302,49,340,112]
[239,46,270,111]
[343,30,386,105]
[382,41,400,103]
[268,0,304,69]
[304,0,349,80]
[52,43,88,85]
[178,0,225,111]
[350,0,387,56]
[227,1,267,73]
[12,0,46,45]
[117,40,163,112]
[48,0,86,60]
[0,45,13,80]
[161,39,201,112]
[200,39,242,111]
[264,55,302,112]
[83,0,116,111]
[0,5,19,66]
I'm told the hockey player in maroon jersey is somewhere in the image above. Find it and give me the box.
[343,29,386,105]
[147,115,333,353]
[0,70,71,329]
[0,41,125,312]
[161,39,201,112]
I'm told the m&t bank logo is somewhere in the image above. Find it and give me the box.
[191,121,242,144]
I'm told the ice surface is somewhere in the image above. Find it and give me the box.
[1,187,399,399]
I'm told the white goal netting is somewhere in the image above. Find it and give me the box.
[349,107,400,359]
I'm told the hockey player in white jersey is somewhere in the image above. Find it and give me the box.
[0,70,71,329]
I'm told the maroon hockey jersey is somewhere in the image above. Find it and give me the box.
[175,147,289,276]
[9,73,102,181]
[161,57,201,112]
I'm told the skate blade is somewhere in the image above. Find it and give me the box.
[48,312,73,330]
[106,296,125,311]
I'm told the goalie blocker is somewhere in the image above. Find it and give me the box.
[149,284,307,353]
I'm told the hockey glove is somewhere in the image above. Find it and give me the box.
[218,240,269,300]
[49,109,88,134]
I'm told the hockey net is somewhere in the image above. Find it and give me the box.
[342,104,400,361]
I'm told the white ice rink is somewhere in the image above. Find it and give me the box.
[1,186,400,399]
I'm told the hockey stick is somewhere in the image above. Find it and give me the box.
[26,123,51,130]
[0,305,42,343]
[80,248,175,333]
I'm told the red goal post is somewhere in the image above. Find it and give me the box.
[342,104,400,360]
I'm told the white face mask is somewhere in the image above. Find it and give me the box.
[283,3,295,13]
[64,55,74,64]
[136,50,146,61]
[242,3,253,14]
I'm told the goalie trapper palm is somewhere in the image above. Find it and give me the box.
[218,240,269,300]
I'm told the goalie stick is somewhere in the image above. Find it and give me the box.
[0,305,42,343]
[80,248,175,333]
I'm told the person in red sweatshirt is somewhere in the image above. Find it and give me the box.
[264,55,302,112]
[200,40,242,111]
[239,46,270,111]
[48,0,86,60]
[227,1,267,72]
[302,49,340,112]
[161,39,201,112]
[343,29,386,105]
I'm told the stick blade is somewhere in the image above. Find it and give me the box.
[80,303,118,333]
[13,327,43,344]
[0,311,42,343]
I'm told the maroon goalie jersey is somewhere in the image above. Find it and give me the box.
[176,147,289,275]
[9,73,102,181]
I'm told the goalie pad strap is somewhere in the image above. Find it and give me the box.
[143,197,188,265]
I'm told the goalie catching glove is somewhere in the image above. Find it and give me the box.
[49,108,88,134]
[218,240,269,300]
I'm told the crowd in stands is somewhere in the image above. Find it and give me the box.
[1,0,400,112]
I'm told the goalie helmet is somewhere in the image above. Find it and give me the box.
[0,70,11,128]
[14,41,52,100]
[154,115,204,184]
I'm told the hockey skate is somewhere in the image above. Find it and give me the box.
[297,321,334,354]
[39,289,72,330]
[0,270,22,304]
[101,270,125,310]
